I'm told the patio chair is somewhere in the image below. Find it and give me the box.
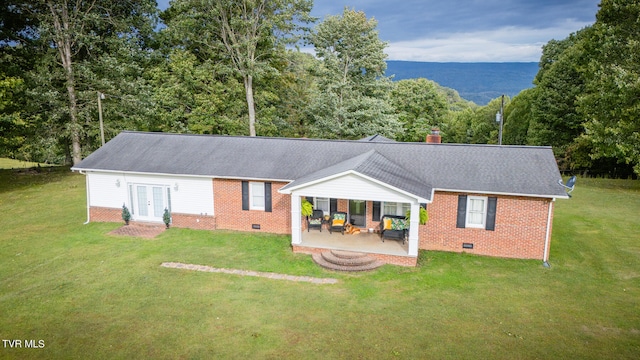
[329,212,347,235]
[379,215,407,244]
[307,209,324,232]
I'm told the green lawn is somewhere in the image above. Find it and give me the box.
[0,158,55,169]
[1,169,639,359]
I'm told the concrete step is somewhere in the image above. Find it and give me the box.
[330,250,369,259]
[321,251,378,267]
[312,251,384,272]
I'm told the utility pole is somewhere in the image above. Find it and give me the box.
[98,91,105,146]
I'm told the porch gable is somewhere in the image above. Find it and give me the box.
[281,171,426,204]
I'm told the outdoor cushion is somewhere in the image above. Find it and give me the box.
[391,218,406,230]
[309,218,322,225]
[383,218,392,230]
[333,219,345,226]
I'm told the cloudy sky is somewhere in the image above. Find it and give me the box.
[157,0,601,62]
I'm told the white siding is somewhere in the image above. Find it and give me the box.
[88,172,127,208]
[87,172,214,215]
[291,173,417,203]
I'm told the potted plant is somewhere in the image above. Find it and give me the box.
[121,204,131,225]
[405,206,429,225]
[301,198,313,217]
[163,208,171,228]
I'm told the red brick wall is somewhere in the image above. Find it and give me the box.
[337,199,348,213]
[90,206,121,222]
[90,206,215,230]
[419,192,553,260]
[213,179,291,234]
[171,213,216,230]
[91,187,554,262]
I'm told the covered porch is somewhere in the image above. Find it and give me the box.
[278,150,432,267]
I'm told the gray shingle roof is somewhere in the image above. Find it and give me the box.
[358,134,396,142]
[280,150,431,199]
[72,131,569,199]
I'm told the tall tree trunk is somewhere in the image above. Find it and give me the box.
[48,1,82,165]
[62,46,81,165]
[65,70,82,165]
[244,74,257,136]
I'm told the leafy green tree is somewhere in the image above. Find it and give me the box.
[528,31,589,150]
[262,51,320,137]
[579,0,640,175]
[441,108,475,144]
[508,0,639,176]
[469,96,507,144]
[441,96,506,145]
[162,0,313,137]
[307,8,400,139]
[2,0,157,164]
[507,29,594,171]
[146,49,247,135]
[390,78,448,142]
[502,88,537,145]
[0,76,27,158]
[437,86,475,112]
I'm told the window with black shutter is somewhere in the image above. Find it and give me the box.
[264,182,272,212]
[241,181,249,210]
[456,195,467,228]
[486,197,497,231]
[456,194,497,230]
[242,181,271,212]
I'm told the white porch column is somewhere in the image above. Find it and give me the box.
[291,193,302,245]
[408,202,420,257]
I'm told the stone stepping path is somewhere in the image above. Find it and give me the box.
[161,262,338,284]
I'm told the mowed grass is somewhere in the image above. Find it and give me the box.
[0,169,639,359]
[0,158,55,169]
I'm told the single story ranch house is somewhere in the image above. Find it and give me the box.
[72,131,569,267]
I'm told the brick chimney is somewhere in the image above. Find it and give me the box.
[426,128,441,144]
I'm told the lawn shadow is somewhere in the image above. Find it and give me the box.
[0,166,73,194]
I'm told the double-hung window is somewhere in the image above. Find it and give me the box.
[315,197,330,215]
[383,202,411,217]
[242,181,272,212]
[250,182,265,210]
[457,195,497,230]
[465,196,487,228]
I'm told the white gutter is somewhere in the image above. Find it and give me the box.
[433,187,569,200]
[70,167,292,183]
[542,198,555,266]
[79,170,91,224]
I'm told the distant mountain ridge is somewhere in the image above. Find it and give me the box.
[385,61,539,105]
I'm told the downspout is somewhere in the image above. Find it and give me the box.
[542,198,554,267]
[79,170,91,224]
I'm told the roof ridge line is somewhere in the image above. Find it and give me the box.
[117,131,552,149]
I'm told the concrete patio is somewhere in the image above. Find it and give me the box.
[300,228,409,256]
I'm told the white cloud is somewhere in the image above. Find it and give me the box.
[385,19,592,62]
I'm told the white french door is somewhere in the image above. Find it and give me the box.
[130,184,170,222]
